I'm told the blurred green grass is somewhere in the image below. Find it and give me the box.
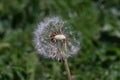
[0,0,120,80]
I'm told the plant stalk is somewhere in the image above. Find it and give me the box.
[61,42,72,80]
[63,58,72,80]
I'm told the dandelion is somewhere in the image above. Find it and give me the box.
[33,16,80,80]
[33,16,80,60]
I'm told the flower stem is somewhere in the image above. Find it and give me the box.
[61,42,72,80]
[63,58,72,80]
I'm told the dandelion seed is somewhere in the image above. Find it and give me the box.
[33,16,80,61]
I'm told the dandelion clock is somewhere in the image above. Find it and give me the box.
[33,16,80,80]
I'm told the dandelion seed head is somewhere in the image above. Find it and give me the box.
[33,16,80,60]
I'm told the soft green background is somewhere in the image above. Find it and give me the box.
[0,0,120,80]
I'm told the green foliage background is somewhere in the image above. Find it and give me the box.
[0,0,120,80]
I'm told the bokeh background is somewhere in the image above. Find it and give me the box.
[0,0,120,80]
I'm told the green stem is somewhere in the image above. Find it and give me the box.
[63,58,72,80]
[61,42,72,80]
